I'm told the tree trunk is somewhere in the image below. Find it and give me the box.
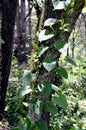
[28,0,33,54]
[0,0,17,121]
[17,0,27,64]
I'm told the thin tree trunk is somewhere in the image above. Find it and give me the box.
[28,0,32,54]
[0,0,17,120]
[17,0,27,64]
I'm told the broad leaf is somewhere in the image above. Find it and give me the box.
[35,119,48,130]
[38,29,54,42]
[43,58,56,72]
[51,84,58,92]
[19,85,32,97]
[52,0,59,8]
[38,45,49,57]
[0,38,5,45]
[23,70,36,86]
[64,56,77,66]
[52,0,71,10]
[53,90,68,110]
[37,82,52,96]
[44,18,58,27]
[44,102,58,114]
[25,118,32,130]
[18,119,27,130]
[56,67,68,79]
[54,40,67,50]
[29,99,42,115]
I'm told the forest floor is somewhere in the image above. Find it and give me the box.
[2,58,86,130]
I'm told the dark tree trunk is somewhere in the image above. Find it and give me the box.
[0,0,17,121]
[17,0,27,64]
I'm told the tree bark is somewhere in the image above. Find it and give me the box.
[28,0,33,54]
[17,0,27,64]
[0,0,17,120]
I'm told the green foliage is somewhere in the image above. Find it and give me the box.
[19,85,32,97]
[43,58,56,72]
[38,45,49,57]
[35,119,48,130]
[54,40,67,50]
[52,0,71,10]
[44,102,58,114]
[64,56,77,66]
[38,29,54,42]
[56,67,68,79]
[0,38,5,45]
[5,0,84,129]
[29,99,42,115]
[22,70,36,86]
[37,82,52,96]
[44,18,59,27]
[53,90,68,110]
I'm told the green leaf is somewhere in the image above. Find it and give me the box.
[51,84,58,92]
[54,40,67,50]
[52,0,59,8]
[56,67,68,79]
[44,18,59,27]
[38,29,54,42]
[53,1,67,9]
[0,38,5,45]
[38,45,49,57]
[44,102,58,114]
[37,82,52,96]
[23,70,36,86]
[18,119,27,130]
[82,7,86,13]
[29,99,42,115]
[35,119,48,130]
[64,56,77,66]
[53,90,68,110]
[43,58,56,72]
[22,102,29,107]
[25,118,32,130]
[19,85,32,97]
[52,0,71,10]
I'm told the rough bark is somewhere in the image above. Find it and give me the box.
[28,0,33,54]
[0,0,17,120]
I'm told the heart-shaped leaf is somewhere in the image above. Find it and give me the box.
[29,99,42,115]
[56,67,68,79]
[52,0,71,10]
[22,70,36,86]
[37,82,52,96]
[43,58,56,72]
[53,90,68,110]
[38,45,49,57]
[38,29,54,42]
[54,40,67,50]
[44,18,59,27]
[44,102,58,114]
[19,85,32,97]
